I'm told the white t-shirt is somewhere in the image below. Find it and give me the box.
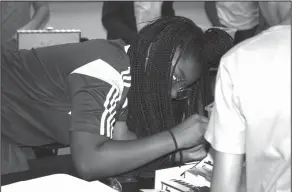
[134,2,163,32]
[205,25,291,192]
[216,2,260,30]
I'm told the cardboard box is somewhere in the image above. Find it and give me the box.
[17,27,81,50]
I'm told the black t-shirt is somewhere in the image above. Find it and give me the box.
[1,39,131,146]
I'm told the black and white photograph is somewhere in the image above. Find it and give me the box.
[1,1,291,192]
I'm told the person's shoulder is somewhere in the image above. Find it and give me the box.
[75,39,131,85]
[222,25,290,64]
[218,25,290,85]
[101,39,131,72]
[247,25,290,46]
[81,39,130,68]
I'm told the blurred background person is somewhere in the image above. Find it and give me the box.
[255,9,269,35]
[102,1,175,45]
[1,1,50,52]
[204,1,260,45]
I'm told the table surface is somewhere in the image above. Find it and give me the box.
[1,174,116,192]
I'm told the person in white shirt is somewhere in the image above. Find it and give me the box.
[205,2,291,192]
[205,2,260,45]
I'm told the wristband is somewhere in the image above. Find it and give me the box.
[168,130,183,166]
[168,130,178,151]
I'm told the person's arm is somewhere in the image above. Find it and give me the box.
[71,113,207,181]
[113,103,207,163]
[211,151,245,192]
[176,144,208,163]
[11,2,50,41]
[113,121,137,140]
[113,120,207,162]
[204,56,246,192]
[102,2,138,45]
[71,127,175,180]
[22,2,50,30]
[204,2,224,27]
[68,63,207,180]
[112,103,137,140]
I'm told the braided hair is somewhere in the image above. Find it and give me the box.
[202,28,234,68]
[202,28,234,103]
[126,16,207,138]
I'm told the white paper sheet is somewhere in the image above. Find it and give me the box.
[1,174,116,192]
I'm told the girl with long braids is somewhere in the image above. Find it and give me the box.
[2,16,209,179]
[113,16,211,172]
[126,20,235,137]
[2,14,233,182]
[120,17,234,168]
[126,16,207,138]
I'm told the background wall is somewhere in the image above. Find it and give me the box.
[46,1,212,40]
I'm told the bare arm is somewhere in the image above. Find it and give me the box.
[68,61,207,180]
[71,114,207,181]
[113,121,207,163]
[112,121,137,140]
[71,129,174,180]
[204,2,224,27]
[11,2,50,40]
[210,149,245,192]
[26,2,50,30]
[204,58,247,192]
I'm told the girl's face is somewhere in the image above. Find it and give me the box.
[171,50,202,100]
[143,44,202,100]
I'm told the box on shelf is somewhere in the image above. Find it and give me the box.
[17,27,81,50]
